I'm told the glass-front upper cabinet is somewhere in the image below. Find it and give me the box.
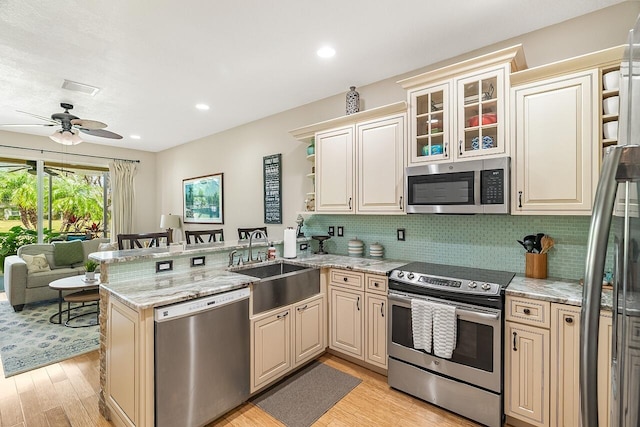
[456,68,506,159]
[399,45,524,166]
[409,82,450,164]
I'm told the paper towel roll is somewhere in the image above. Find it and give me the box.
[283,227,297,258]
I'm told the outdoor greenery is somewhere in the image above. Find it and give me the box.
[0,170,106,234]
[0,226,59,271]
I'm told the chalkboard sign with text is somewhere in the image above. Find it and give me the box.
[263,154,282,224]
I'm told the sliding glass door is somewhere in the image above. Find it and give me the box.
[0,158,110,242]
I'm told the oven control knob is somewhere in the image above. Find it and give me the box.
[481,283,491,291]
[397,271,405,278]
[407,273,415,280]
[468,281,477,288]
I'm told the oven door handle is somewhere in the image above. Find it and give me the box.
[388,291,501,321]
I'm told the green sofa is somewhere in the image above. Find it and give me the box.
[3,238,110,312]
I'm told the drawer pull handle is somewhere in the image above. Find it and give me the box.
[297,304,308,312]
[277,312,289,319]
[374,282,379,287]
[513,332,518,351]
[566,317,574,324]
[523,308,531,315]
[343,277,348,282]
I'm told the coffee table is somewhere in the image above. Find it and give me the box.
[48,275,100,326]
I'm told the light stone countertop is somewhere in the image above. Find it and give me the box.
[101,253,407,311]
[506,275,612,310]
[90,237,310,264]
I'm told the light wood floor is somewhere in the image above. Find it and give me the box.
[0,293,482,427]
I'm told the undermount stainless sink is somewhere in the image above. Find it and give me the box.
[235,261,320,314]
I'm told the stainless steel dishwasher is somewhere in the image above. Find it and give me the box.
[154,286,250,427]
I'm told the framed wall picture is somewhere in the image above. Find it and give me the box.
[263,154,282,224]
[183,173,224,224]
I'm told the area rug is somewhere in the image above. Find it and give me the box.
[250,361,362,427]
[0,299,99,377]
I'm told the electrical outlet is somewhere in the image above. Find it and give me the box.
[328,226,335,236]
[190,256,205,267]
[397,228,406,241]
[156,260,173,273]
[337,226,344,237]
[299,243,308,251]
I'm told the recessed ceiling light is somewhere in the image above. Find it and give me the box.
[130,135,141,140]
[317,46,336,58]
[195,103,210,111]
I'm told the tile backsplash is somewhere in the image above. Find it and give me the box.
[301,214,600,280]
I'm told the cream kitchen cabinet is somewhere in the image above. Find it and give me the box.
[399,45,525,166]
[252,307,292,391]
[315,113,406,214]
[251,293,325,392]
[511,69,598,215]
[329,269,388,371]
[505,296,613,427]
[289,102,407,215]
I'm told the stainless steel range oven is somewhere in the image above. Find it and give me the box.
[387,262,514,427]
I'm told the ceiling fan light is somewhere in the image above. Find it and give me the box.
[49,130,82,145]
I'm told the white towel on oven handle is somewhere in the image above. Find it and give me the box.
[432,302,457,359]
[411,299,433,352]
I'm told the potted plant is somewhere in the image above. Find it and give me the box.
[84,259,99,281]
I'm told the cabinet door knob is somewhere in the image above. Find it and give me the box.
[566,317,574,324]
[513,331,518,351]
[343,277,348,282]
[523,308,531,315]
[374,282,379,287]
[518,191,523,208]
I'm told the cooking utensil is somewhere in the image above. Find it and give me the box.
[534,233,545,253]
[540,235,555,254]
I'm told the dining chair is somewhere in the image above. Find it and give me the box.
[185,229,224,244]
[237,227,267,240]
[117,232,171,250]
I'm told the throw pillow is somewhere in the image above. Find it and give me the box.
[22,254,51,273]
[98,242,119,251]
[53,240,85,267]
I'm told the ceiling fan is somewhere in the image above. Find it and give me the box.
[0,103,123,145]
[0,160,74,176]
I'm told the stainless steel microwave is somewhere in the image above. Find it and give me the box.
[405,157,510,214]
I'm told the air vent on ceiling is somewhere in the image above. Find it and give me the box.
[61,79,100,96]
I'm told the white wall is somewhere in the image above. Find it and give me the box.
[0,131,158,234]
[156,2,640,242]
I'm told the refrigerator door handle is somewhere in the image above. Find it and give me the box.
[580,146,623,427]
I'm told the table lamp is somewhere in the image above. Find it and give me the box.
[160,214,181,244]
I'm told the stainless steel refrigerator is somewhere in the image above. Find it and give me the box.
[581,17,640,427]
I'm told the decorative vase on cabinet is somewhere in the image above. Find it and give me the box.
[346,86,360,115]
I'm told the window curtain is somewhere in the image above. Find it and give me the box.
[109,160,138,240]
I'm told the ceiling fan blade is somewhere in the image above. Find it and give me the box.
[16,110,59,124]
[71,118,107,130]
[0,123,56,127]
[79,128,123,139]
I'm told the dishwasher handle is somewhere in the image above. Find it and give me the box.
[155,287,250,322]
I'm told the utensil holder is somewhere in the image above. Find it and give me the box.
[525,253,547,279]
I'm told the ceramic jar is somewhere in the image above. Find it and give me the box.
[348,237,364,257]
[369,242,384,258]
[346,86,360,115]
